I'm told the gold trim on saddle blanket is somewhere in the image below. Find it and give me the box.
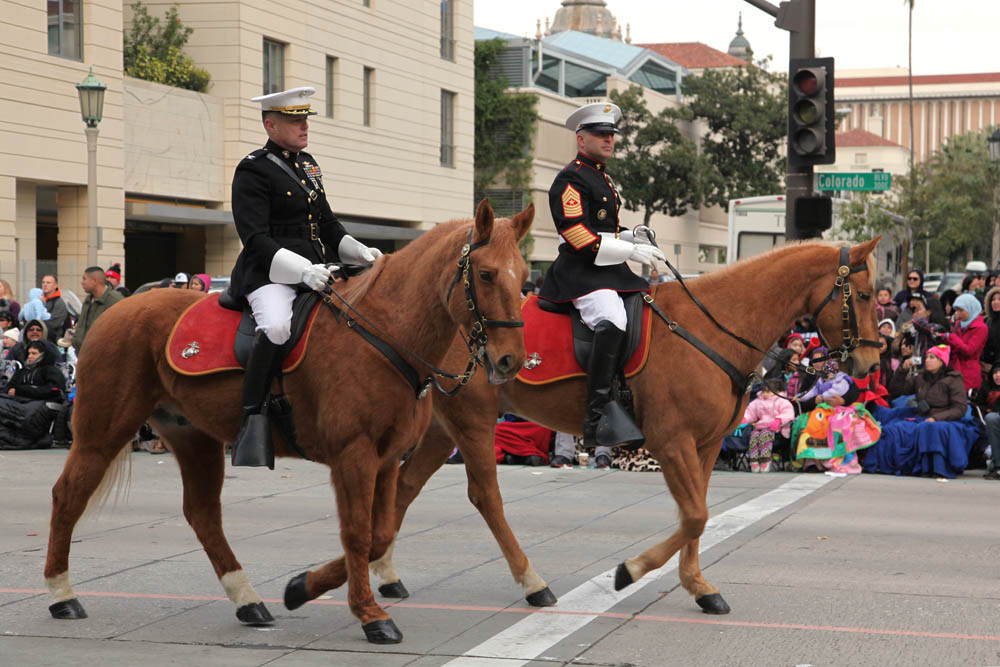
[165,294,316,377]
[515,285,655,385]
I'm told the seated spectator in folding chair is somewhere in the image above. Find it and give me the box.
[741,377,794,473]
[8,319,48,366]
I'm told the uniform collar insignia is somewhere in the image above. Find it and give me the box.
[575,152,605,171]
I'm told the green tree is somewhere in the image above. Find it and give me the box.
[683,59,787,208]
[474,38,539,259]
[606,86,721,225]
[124,2,211,93]
[839,130,1000,271]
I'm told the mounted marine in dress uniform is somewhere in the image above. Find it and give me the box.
[537,102,665,449]
[229,86,383,467]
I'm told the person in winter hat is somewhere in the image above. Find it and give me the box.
[19,288,51,324]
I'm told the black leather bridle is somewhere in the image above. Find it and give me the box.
[323,227,523,399]
[646,245,880,428]
[806,246,882,364]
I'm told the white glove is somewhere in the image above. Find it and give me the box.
[618,228,635,243]
[628,243,665,268]
[338,235,383,266]
[594,234,665,268]
[269,248,331,290]
[300,264,332,290]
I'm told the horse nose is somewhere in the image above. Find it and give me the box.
[868,363,879,375]
[495,354,516,375]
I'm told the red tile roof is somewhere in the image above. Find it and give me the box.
[637,42,747,69]
[839,72,1000,87]
[835,128,902,148]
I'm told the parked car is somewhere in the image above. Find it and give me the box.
[933,272,965,296]
[922,272,942,294]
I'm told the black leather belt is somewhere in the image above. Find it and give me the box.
[271,224,318,240]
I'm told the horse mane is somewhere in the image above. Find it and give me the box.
[685,240,874,295]
[336,219,472,306]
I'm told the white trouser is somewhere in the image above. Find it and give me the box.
[246,283,297,345]
[572,289,627,332]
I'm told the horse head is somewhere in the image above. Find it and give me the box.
[452,198,533,384]
[808,237,883,379]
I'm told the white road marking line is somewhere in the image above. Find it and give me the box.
[444,475,834,666]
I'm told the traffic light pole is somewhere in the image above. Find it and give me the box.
[744,0,819,240]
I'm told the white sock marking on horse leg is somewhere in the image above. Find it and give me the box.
[220,570,262,607]
[518,566,547,596]
[370,536,400,585]
[46,572,75,603]
[443,475,833,666]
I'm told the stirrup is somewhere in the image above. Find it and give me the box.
[595,401,645,451]
[232,412,275,469]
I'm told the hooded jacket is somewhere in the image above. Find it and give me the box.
[946,313,987,391]
[893,268,933,308]
[5,340,64,401]
[8,319,49,366]
[742,392,795,438]
[981,286,1000,368]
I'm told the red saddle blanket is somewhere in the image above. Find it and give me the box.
[516,294,652,385]
[166,293,318,376]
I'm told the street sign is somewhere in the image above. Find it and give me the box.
[816,172,891,191]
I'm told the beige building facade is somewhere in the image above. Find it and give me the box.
[836,68,1000,164]
[1,0,473,299]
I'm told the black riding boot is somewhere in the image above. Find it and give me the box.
[232,330,279,469]
[582,320,644,450]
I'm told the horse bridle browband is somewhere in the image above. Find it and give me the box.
[647,246,879,428]
[322,227,524,399]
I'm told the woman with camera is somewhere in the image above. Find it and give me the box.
[941,293,987,393]
[888,345,967,423]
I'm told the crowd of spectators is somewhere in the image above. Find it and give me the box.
[0,263,213,453]
[722,262,999,479]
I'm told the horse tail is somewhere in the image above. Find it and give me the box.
[82,443,133,520]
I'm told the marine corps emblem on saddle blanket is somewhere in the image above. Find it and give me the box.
[166,293,319,376]
[516,294,653,385]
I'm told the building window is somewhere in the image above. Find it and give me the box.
[363,67,375,127]
[440,0,455,61]
[440,90,456,167]
[263,39,285,95]
[325,56,337,118]
[47,0,82,60]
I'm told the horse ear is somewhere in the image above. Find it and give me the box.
[473,198,495,244]
[509,203,534,241]
[848,236,882,266]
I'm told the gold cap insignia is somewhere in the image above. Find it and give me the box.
[603,104,612,113]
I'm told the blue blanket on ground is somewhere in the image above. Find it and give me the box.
[863,396,980,478]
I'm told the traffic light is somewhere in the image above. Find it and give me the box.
[788,57,835,167]
[794,196,832,237]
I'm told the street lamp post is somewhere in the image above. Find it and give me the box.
[989,129,1000,268]
[76,67,106,268]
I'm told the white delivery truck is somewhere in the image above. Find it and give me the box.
[726,194,904,286]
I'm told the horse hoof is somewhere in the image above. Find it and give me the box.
[236,602,274,625]
[378,581,410,599]
[614,563,633,591]
[49,598,87,620]
[525,586,557,607]
[695,593,731,615]
[284,572,309,610]
[363,618,403,644]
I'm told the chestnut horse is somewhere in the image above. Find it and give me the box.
[338,239,880,613]
[43,200,532,644]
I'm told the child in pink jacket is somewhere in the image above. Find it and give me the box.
[742,378,796,472]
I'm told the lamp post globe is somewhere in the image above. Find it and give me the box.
[75,67,106,128]
[76,67,106,267]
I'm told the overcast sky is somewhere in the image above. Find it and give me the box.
[474,0,999,75]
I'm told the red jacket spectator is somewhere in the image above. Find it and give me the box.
[946,293,987,391]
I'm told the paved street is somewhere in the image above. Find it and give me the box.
[3,448,1000,667]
